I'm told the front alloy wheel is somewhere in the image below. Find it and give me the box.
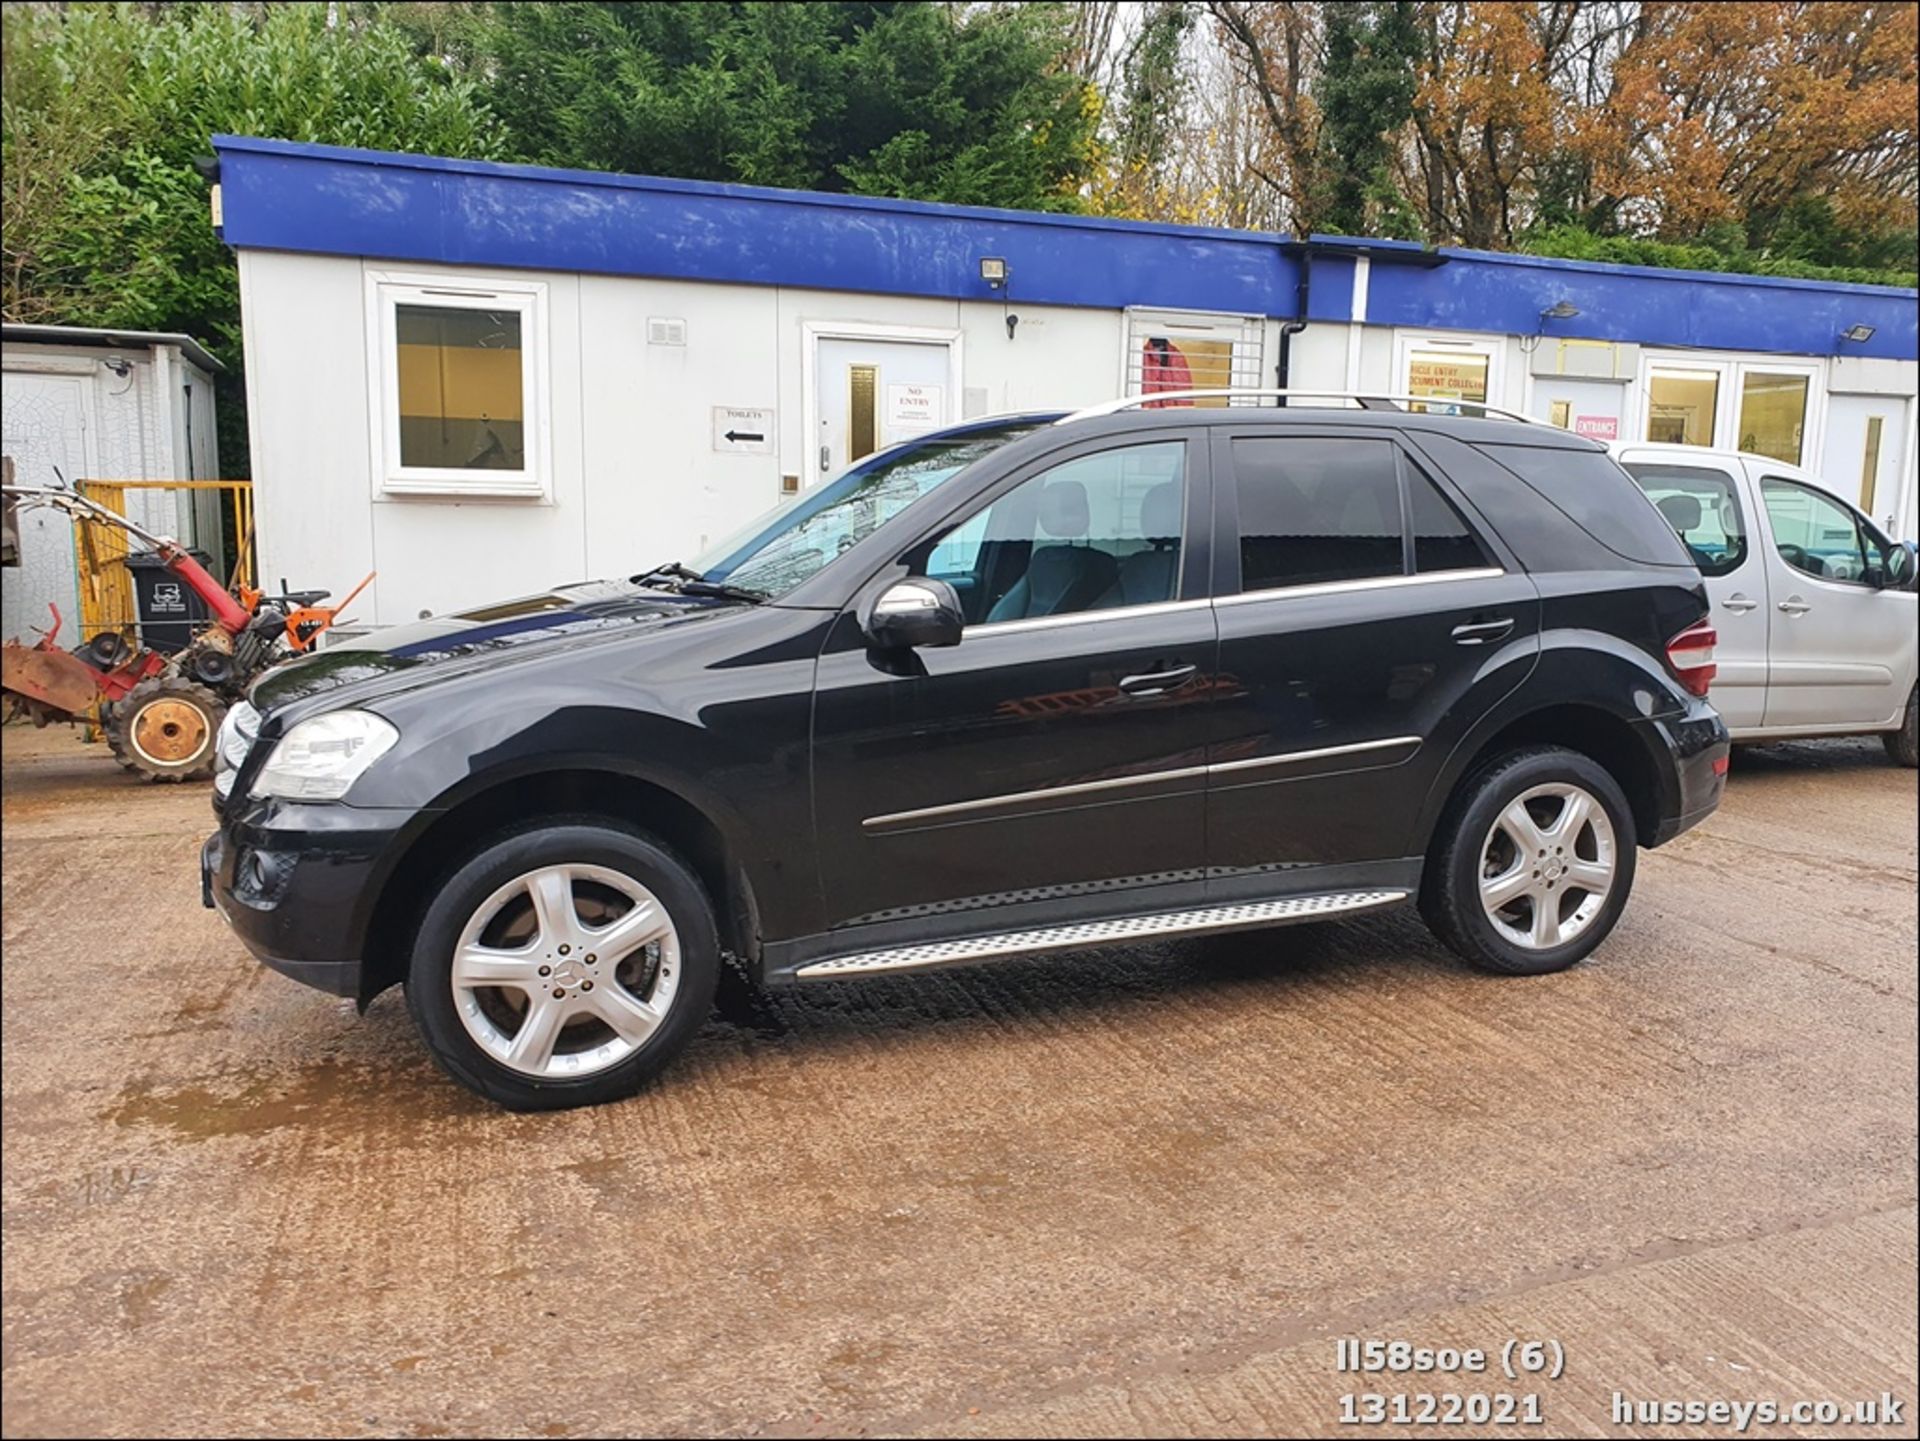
[451,863,682,1079]
[406,822,720,1110]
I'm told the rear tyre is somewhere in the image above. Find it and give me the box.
[1420,746,1637,976]
[107,677,225,782]
[405,821,720,1111]
[1884,687,1917,768]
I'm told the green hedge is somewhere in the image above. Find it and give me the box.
[1518,225,1917,291]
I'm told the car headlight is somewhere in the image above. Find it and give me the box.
[253,710,399,800]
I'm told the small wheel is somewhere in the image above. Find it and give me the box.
[106,677,225,782]
[1884,687,1917,768]
[405,821,720,1110]
[1420,746,1637,976]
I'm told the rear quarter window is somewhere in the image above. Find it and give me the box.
[1478,444,1695,568]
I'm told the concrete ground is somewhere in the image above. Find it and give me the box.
[1,720,1914,1439]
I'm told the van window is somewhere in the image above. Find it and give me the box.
[1621,462,1749,577]
[1760,477,1873,585]
[1481,444,1693,567]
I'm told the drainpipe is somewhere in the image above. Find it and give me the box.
[1279,238,1450,404]
[1276,247,1311,405]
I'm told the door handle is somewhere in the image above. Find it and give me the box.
[1450,617,1514,645]
[1118,664,1198,697]
[1777,598,1812,615]
[1722,594,1759,613]
[819,444,831,472]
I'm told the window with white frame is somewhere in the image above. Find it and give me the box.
[1123,308,1265,406]
[367,272,548,498]
[1395,332,1505,416]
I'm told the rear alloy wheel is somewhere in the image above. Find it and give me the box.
[406,822,720,1110]
[1884,686,1917,768]
[1476,783,1618,952]
[1421,746,1637,976]
[107,677,225,782]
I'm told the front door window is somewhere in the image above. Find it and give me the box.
[1760,477,1872,585]
[918,441,1187,625]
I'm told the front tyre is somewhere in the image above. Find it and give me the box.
[1884,686,1917,768]
[107,677,225,782]
[1420,746,1637,976]
[405,822,720,1111]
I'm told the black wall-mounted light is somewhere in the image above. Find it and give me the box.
[1540,299,1581,321]
[1840,323,1876,343]
[980,257,1018,338]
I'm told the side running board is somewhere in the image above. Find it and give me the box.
[793,890,1409,979]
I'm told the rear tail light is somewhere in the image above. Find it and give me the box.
[1665,619,1718,697]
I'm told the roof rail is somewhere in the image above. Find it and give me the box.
[1058,389,1552,427]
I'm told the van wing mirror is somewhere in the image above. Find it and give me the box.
[1884,541,1918,590]
[864,578,964,650]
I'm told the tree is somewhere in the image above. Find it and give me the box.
[1205,0,1914,280]
[468,2,1100,212]
[2,2,504,473]
[1315,1,1423,238]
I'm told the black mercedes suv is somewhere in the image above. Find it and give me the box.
[204,394,1729,1110]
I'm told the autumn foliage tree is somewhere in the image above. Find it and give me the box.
[1202,0,1917,280]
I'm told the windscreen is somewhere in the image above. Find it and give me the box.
[691,421,1050,598]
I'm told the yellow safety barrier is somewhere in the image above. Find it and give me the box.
[72,479,256,647]
[69,479,255,737]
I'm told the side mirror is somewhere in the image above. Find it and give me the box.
[864,577,963,650]
[1886,542,1918,591]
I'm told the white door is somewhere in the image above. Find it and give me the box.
[1616,449,1770,731]
[1750,465,1916,732]
[813,337,954,485]
[1823,394,1909,537]
[1,373,92,646]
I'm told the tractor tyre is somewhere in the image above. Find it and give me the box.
[108,677,225,783]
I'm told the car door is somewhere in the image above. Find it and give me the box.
[809,432,1219,934]
[1206,427,1540,892]
[1617,452,1769,731]
[1751,468,1915,731]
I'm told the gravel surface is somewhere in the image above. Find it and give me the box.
[3,723,1913,1437]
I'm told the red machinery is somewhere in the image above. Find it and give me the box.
[1,482,370,781]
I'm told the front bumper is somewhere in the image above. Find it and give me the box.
[202,798,417,1000]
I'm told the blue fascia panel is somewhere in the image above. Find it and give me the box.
[1359,243,1916,360]
[212,137,1917,361]
[1304,255,1357,322]
[213,135,1301,317]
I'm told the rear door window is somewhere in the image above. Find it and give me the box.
[1233,437,1403,591]
[1480,444,1693,567]
[1621,462,1750,577]
[1407,460,1494,573]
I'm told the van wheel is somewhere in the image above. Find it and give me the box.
[1420,746,1637,976]
[1884,687,1918,767]
[405,821,720,1111]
